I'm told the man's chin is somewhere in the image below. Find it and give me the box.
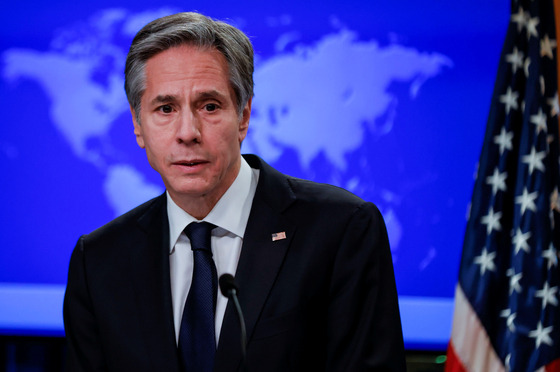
[167,185,210,199]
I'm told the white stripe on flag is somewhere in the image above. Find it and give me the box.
[450,285,505,372]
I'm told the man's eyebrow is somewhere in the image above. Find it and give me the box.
[150,95,178,106]
[194,90,227,101]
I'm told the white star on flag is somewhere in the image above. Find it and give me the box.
[547,92,559,116]
[524,56,531,77]
[542,243,558,269]
[486,168,508,195]
[526,16,540,39]
[481,207,502,234]
[540,34,557,59]
[494,128,514,155]
[515,187,539,214]
[511,6,528,32]
[508,269,523,294]
[528,321,554,348]
[506,47,525,73]
[530,108,548,134]
[500,308,517,332]
[535,282,559,309]
[522,147,547,174]
[512,228,532,254]
[474,247,497,275]
[500,87,519,114]
[509,273,523,294]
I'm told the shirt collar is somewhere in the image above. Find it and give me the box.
[167,157,256,253]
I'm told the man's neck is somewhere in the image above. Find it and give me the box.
[167,158,242,219]
[171,196,216,220]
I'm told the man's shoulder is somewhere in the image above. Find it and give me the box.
[287,176,367,208]
[245,153,377,214]
[285,176,385,225]
[84,193,166,244]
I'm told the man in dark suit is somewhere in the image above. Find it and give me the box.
[63,12,406,372]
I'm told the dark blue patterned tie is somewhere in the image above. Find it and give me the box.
[178,222,217,372]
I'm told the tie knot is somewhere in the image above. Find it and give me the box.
[185,222,215,253]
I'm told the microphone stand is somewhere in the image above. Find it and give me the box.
[219,274,247,372]
[230,287,247,372]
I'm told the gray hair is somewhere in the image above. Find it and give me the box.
[124,12,254,122]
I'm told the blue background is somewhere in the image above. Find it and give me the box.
[0,0,509,349]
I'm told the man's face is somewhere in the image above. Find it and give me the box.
[132,44,251,214]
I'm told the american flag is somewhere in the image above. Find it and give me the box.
[271,231,286,241]
[446,0,560,371]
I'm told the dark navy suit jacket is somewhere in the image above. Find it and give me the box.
[64,154,406,371]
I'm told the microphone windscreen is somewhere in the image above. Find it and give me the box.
[219,273,239,297]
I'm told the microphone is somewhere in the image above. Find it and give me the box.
[219,273,239,297]
[219,274,247,371]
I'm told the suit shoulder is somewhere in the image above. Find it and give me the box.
[247,154,381,218]
[83,194,165,244]
[286,176,379,213]
[287,177,363,203]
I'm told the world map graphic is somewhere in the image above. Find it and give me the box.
[0,2,510,344]
[1,5,505,305]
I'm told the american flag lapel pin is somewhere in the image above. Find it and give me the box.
[271,231,286,241]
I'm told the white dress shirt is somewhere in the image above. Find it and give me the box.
[167,157,259,344]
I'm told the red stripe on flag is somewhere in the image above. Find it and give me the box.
[445,341,468,372]
[447,285,505,372]
[545,358,560,372]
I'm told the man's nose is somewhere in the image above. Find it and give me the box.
[176,111,201,144]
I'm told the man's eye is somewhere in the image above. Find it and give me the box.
[204,103,218,112]
[158,105,173,114]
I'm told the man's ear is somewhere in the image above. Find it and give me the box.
[131,106,145,149]
[238,97,252,144]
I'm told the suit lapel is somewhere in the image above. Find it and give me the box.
[215,155,296,371]
[235,200,296,338]
[129,194,180,372]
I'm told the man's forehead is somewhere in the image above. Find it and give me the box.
[144,47,225,79]
[146,44,223,68]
